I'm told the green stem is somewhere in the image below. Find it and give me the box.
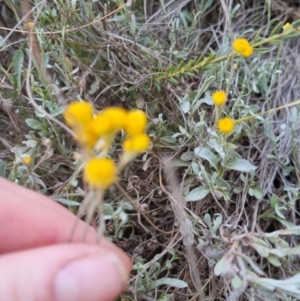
[157,28,300,81]
[235,99,300,124]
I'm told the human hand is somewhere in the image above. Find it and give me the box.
[0,178,131,301]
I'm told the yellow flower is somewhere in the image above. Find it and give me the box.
[233,38,253,57]
[102,107,127,132]
[283,22,291,30]
[84,158,117,189]
[64,101,94,128]
[27,22,34,28]
[77,114,114,150]
[217,117,235,134]
[212,90,227,107]
[119,134,150,169]
[22,156,32,164]
[123,134,150,153]
[74,108,127,150]
[124,110,147,136]
[86,114,113,137]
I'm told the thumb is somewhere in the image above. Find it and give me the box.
[0,243,131,301]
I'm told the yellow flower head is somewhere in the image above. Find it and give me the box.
[217,117,235,134]
[123,134,150,153]
[64,101,94,128]
[84,158,117,189]
[27,22,34,28]
[22,156,32,164]
[233,38,253,57]
[283,22,291,30]
[80,109,127,149]
[75,114,114,150]
[212,90,227,107]
[86,113,113,137]
[124,110,147,136]
[102,107,127,132]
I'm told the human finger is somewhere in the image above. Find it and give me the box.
[0,178,112,253]
[0,243,131,301]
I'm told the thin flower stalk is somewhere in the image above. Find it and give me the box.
[217,99,300,135]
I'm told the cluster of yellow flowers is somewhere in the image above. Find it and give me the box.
[212,90,235,134]
[215,23,296,135]
[64,102,150,189]
[211,38,255,135]
[212,26,297,135]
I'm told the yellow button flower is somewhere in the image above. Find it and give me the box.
[86,114,114,137]
[64,101,94,128]
[77,114,114,150]
[123,134,150,153]
[84,158,117,189]
[22,156,32,164]
[124,110,147,136]
[283,22,291,30]
[27,22,34,28]
[233,38,253,57]
[119,134,151,169]
[217,117,235,134]
[212,90,227,107]
[102,107,127,132]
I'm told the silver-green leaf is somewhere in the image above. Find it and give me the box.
[224,159,256,172]
[187,186,210,201]
[194,147,219,169]
[149,278,188,289]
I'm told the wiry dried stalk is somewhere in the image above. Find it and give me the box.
[162,157,204,301]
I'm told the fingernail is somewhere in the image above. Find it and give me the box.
[54,253,128,301]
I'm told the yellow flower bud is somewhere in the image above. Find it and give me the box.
[283,22,291,30]
[124,110,147,136]
[212,90,227,107]
[84,158,117,189]
[28,22,34,28]
[22,156,32,164]
[233,38,253,57]
[64,101,94,128]
[217,117,235,134]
